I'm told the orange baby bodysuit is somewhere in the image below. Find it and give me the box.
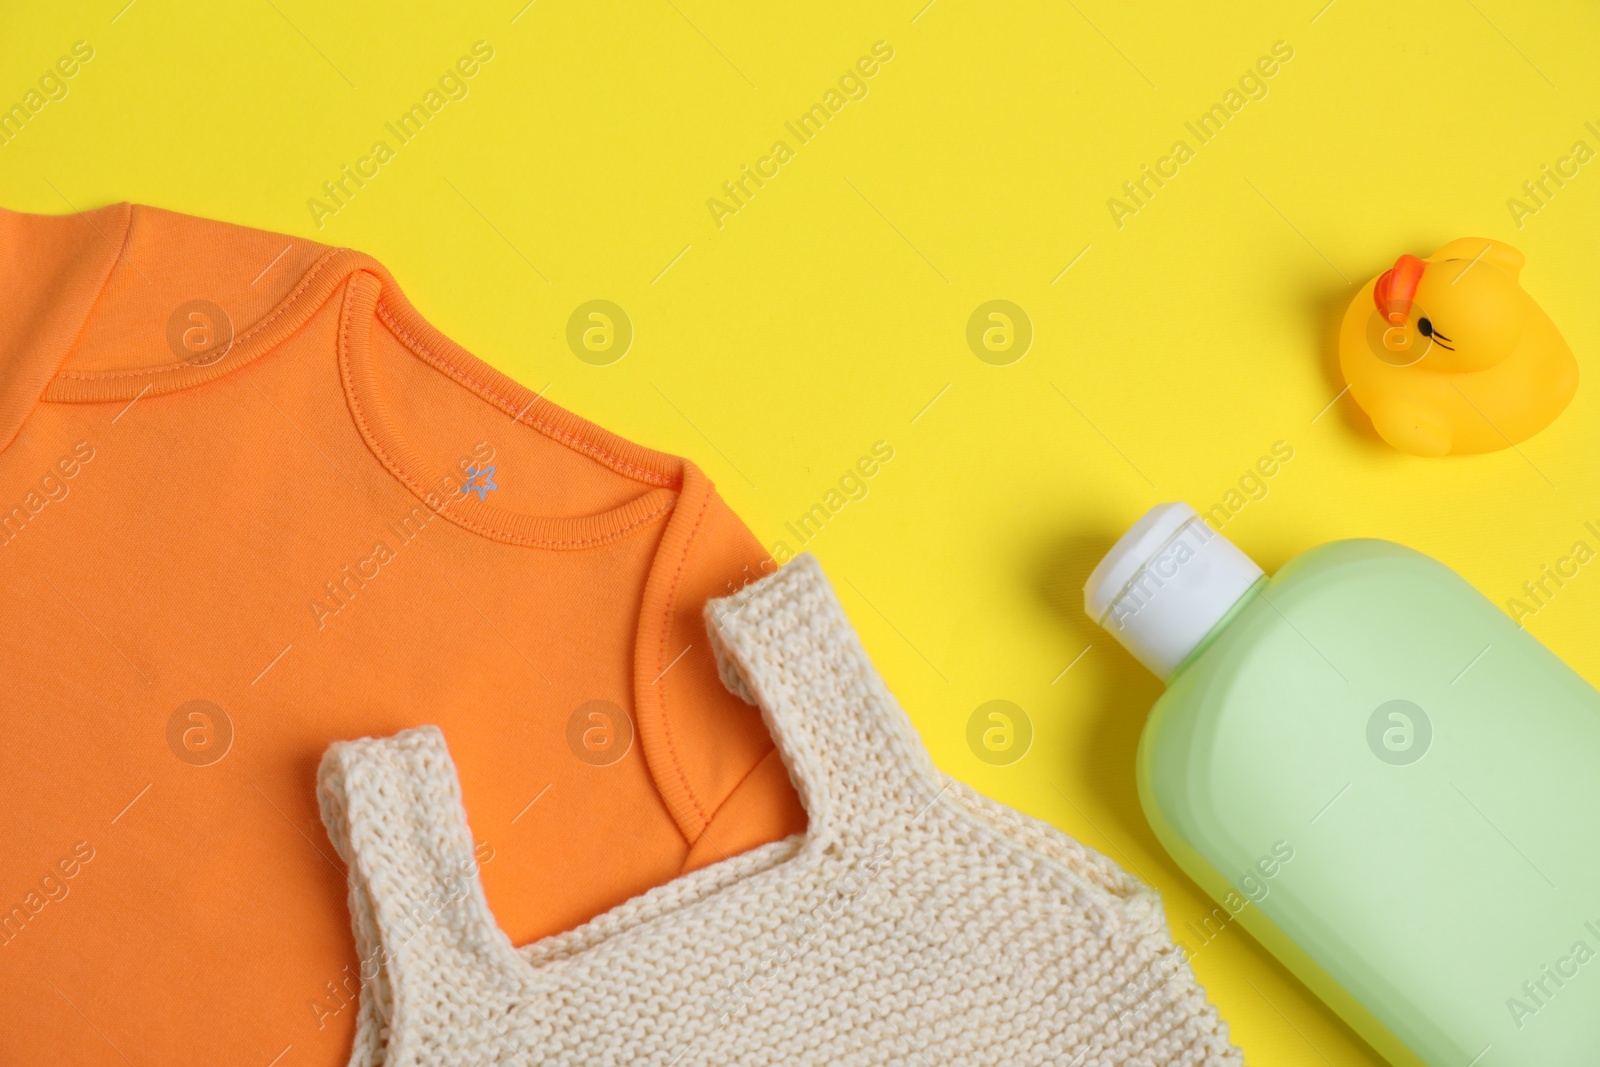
[0,203,806,1066]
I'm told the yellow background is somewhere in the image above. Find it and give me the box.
[6,0,1599,1061]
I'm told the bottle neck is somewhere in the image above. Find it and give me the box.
[1164,575,1268,682]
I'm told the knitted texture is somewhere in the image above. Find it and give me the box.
[317,554,1243,1066]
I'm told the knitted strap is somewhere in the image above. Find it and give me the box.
[704,554,941,844]
[317,725,515,1039]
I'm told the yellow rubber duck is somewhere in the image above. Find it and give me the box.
[1338,238,1577,456]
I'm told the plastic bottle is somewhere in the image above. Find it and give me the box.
[1084,502,1600,1067]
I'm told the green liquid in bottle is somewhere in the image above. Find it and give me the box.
[1088,505,1600,1066]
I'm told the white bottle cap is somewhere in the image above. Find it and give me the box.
[1083,502,1264,680]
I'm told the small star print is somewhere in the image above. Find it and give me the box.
[463,465,498,501]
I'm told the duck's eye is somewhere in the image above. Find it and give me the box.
[1417,317,1434,337]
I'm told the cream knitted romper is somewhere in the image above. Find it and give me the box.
[317,554,1243,1066]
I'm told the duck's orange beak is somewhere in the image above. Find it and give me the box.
[1373,254,1426,325]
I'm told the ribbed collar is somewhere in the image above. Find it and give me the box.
[0,201,131,453]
